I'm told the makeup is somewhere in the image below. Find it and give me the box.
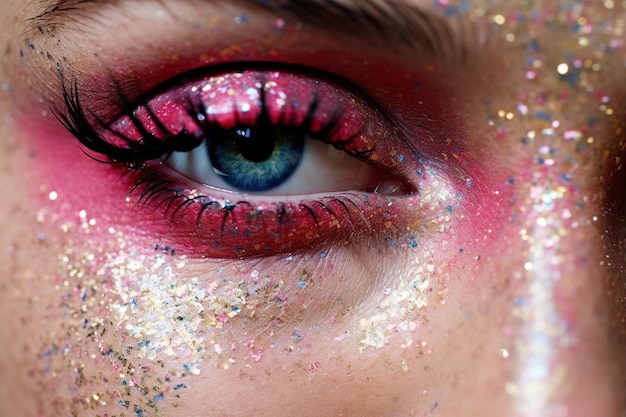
[475,3,626,413]
[17,0,623,415]
[29,162,461,416]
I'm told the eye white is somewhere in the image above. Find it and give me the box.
[167,137,377,196]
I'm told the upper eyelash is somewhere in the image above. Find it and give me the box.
[54,70,376,167]
[55,81,203,164]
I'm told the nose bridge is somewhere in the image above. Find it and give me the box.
[510,181,569,415]
[503,128,624,415]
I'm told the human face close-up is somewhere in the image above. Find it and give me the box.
[1,0,626,416]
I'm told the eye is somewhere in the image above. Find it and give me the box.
[160,70,404,195]
[59,66,424,259]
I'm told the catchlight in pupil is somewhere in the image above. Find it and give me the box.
[231,127,276,162]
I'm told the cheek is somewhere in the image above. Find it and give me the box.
[21,211,451,415]
[18,109,511,415]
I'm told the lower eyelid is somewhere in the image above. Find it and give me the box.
[127,164,418,259]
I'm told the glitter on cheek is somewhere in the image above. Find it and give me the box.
[358,271,432,350]
[32,201,251,415]
[355,170,459,357]
[34,181,437,414]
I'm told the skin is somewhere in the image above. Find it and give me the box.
[1,0,625,416]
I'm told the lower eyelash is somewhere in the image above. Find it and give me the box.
[132,168,365,229]
[126,165,378,258]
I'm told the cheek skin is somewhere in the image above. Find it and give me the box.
[18,110,501,416]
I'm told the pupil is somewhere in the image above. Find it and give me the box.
[231,127,275,163]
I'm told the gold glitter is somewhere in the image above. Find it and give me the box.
[358,272,431,351]
[493,14,506,25]
[557,63,569,74]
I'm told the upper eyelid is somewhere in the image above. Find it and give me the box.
[25,0,498,69]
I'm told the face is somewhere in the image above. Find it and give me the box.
[1,0,625,416]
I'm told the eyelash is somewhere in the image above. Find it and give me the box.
[55,66,418,258]
[58,65,384,162]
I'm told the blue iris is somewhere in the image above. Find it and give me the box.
[209,124,306,192]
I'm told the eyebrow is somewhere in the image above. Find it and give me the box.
[28,0,493,67]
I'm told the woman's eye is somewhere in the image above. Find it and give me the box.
[169,129,379,195]
[160,71,400,195]
[59,67,425,258]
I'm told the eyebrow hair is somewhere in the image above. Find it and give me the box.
[27,0,494,67]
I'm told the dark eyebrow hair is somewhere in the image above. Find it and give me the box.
[27,0,494,67]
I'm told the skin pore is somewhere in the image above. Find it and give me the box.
[1,0,626,416]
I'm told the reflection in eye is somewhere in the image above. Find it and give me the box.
[58,67,423,258]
